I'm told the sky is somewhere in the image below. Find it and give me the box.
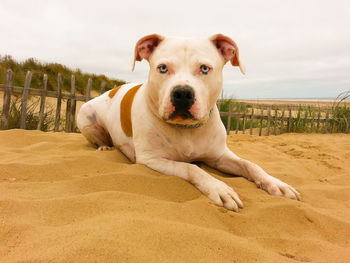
[0,0,349,99]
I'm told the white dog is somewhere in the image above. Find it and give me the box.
[77,34,301,211]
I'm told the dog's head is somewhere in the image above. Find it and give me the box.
[132,34,245,127]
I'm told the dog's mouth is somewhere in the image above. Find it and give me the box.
[164,108,214,129]
[169,110,194,121]
[164,99,198,125]
[165,113,201,127]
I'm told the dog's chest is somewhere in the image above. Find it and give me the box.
[152,129,219,162]
[175,138,197,160]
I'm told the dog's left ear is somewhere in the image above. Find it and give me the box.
[210,34,246,74]
[132,34,165,71]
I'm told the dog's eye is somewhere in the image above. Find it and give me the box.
[158,64,168,74]
[200,64,210,75]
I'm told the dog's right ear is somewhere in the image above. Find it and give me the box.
[132,34,165,71]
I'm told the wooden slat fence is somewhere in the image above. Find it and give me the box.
[0,69,111,132]
[217,100,350,135]
[1,69,349,135]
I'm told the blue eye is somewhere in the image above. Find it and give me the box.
[200,64,210,74]
[158,64,168,74]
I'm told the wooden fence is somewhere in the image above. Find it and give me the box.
[217,100,350,135]
[0,69,107,132]
[0,69,349,135]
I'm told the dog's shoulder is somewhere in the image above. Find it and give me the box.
[105,83,142,101]
[102,83,143,138]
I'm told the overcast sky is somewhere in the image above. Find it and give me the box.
[1,0,349,99]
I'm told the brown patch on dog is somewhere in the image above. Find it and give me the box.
[108,85,122,98]
[120,84,142,137]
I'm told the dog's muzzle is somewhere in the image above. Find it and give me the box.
[169,85,195,120]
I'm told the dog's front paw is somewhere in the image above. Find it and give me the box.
[200,178,243,212]
[257,176,301,201]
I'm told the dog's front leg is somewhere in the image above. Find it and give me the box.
[206,148,301,201]
[139,158,243,211]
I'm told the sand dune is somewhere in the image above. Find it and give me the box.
[0,129,350,262]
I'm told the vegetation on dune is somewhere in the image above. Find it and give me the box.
[0,55,126,94]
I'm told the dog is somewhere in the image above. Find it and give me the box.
[77,34,301,211]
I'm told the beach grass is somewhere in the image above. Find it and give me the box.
[1,96,55,131]
[331,91,350,133]
[218,92,350,134]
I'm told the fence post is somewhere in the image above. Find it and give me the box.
[86,78,92,101]
[37,74,48,130]
[54,73,63,132]
[1,69,14,130]
[65,98,71,132]
[249,106,254,135]
[65,75,76,132]
[235,103,241,134]
[226,101,232,135]
[259,106,263,136]
[69,75,77,132]
[280,108,285,134]
[316,107,321,132]
[266,107,271,136]
[242,105,247,134]
[19,71,32,129]
[288,108,292,132]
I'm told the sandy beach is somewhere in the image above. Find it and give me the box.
[0,129,350,262]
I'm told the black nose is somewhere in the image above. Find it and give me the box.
[169,85,195,120]
[171,85,195,108]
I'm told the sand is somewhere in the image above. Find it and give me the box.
[0,129,350,263]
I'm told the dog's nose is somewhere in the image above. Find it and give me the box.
[169,85,195,120]
[171,85,195,108]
